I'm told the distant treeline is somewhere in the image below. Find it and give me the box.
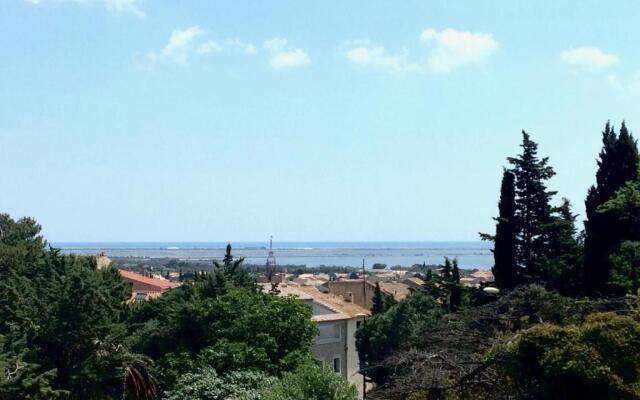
[112,256,475,279]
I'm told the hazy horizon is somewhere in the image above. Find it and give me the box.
[53,240,494,269]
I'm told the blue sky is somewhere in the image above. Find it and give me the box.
[1,0,639,242]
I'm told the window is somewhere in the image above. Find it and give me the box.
[317,323,342,343]
[356,321,362,329]
[134,292,147,302]
[333,357,341,374]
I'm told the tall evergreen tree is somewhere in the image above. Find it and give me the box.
[441,257,453,282]
[371,282,385,315]
[584,121,639,294]
[214,243,249,285]
[508,131,556,281]
[481,169,518,289]
[541,198,582,294]
[425,269,433,282]
[450,260,462,311]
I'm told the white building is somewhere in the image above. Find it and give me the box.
[263,282,370,397]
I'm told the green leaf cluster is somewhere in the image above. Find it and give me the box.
[498,312,640,400]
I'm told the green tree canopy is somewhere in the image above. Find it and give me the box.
[584,121,639,295]
[163,368,275,400]
[129,271,317,389]
[497,312,640,400]
[540,198,582,295]
[507,131,556,281]
[0,214,155,400]
[261,364,358,400]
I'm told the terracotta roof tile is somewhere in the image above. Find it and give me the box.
[118,269,181,290]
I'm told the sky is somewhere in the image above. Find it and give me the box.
[1,0,639,242]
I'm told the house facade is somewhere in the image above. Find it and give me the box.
[267,282,370,397]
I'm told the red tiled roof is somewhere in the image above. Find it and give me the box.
[118,269,181,290]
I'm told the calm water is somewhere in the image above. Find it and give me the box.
[53,241,493,270]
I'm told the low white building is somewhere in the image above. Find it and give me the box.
[264,282,370,397]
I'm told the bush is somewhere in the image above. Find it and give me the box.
[261,364,358,400]
[163,368,275,400]
[497,312,640,400]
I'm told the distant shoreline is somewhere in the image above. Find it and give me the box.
[55,241,493,270]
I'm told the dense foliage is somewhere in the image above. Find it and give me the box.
[584,121,639,295]
[129,270,317,387]
[357,122,640,400]
[0,214,352,400]
[162,364,359,400]
[497,312,640,400]
[0,215,152,400]
[262,364,359,400]
[481,122,638,295]
[163,368,274,400]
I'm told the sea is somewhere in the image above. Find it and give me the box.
[53,241,494,270]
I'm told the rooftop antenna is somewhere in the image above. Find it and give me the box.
[266,235,277,282]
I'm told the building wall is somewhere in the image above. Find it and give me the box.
[322,281,375,310]
[312,320,348,376]
[311,318,367,398]
[346,317,366,398]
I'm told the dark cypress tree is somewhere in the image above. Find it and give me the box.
[450,259,462,311]
[441,257,453,282]
[223,244,233,267]
[584,121,639,294]
[425,269,433,281]
[481,169,518,289]
[371,282,385,315]
[508,131,556,281]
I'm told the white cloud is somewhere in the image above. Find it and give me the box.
[344,41,421,75]
[263,38,310,70]
[419,28,499,73]
[344,28,498,75]
[148,26,204,64]
[147,28,258,66]
[226,38,257,55]
[560,46,619,69]
[197,40,223,55]
[24,0,145,18]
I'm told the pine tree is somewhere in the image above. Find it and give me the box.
[371,282,385,315]
[214,243,245,280]
[481,169,518,289]
[425,269,433,281]
[584,121,639,294]
[508,131,556,281]
[542,198,582,294]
